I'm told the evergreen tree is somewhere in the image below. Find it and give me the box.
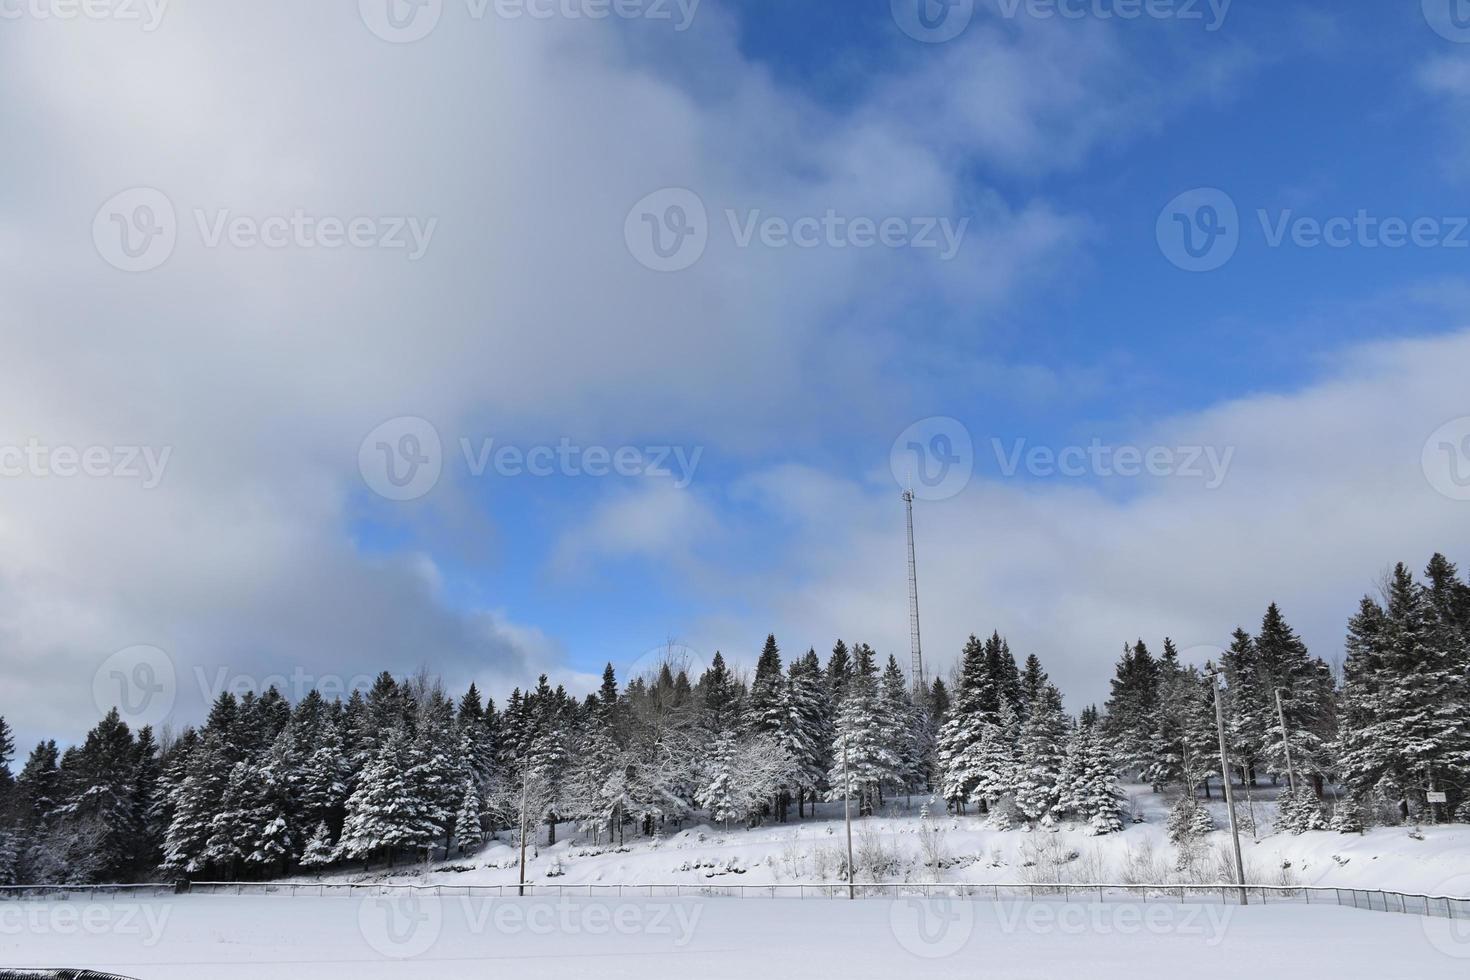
[1013,686,1069,826]
[825,646,900,815]
[454,777,485,853]
[299,821,335,869]
[1058,721,1124,835]
[1102,640,1161,782]
[339,727,438,867]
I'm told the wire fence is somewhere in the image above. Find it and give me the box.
[2,880,1467,919]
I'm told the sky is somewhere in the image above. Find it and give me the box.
[3,0,1470,750]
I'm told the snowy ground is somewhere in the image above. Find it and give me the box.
[9,787,1470,979]
[305,787,1470,899]
[4,893,1470,979]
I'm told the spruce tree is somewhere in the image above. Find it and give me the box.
[1013,686,1068,826]
[299,821,335,868]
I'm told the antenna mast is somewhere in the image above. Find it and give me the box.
[903,486,925,693]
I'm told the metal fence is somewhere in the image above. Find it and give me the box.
[4,880,1465,919]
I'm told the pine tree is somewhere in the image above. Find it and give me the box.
[245,728,300,872]
[454,777,485,853]
[1058,722,1124,835]
[52,709,140,882]
[300,821,336,869]
[1166,793,1214,843]
[782,651,830,816]
[825,640,853,703]
[938,635,995,809]
[825,646,901,815]
[969,701,1020,813]
[746,634,786,739]
[163,731,229,876]
[1102,641,1161,782]
[339,727,439,867]
[698,653,741,738]
[1013,686,1069,826]
[15,740,62,831]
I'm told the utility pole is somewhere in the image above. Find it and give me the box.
[1274,688,1297,795]
[1208,670,1248,906]
[518,773,529,898]
[842,737,855,901]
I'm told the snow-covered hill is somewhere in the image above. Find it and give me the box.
[300,786,1470,898]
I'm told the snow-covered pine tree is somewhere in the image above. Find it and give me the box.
[880,654,922,797]
[782,651,830,817]
[162,731,229,876]
[1165,792,1214,843]
[338,726,439,868]
[51,709,141,882]
[299,821,335,869]
[1057,721,1124,836]
[1013,684,1068,827]
[825,646,901,815]
[695,732,740,827]
[938,635,995,810]
[245,727,301,873]
[203,761,254,876]
[969,701,1020,816]
[745,634,787,739]
[299,718,350,839]
[1102,641,1161,783]
[1275,784,1327,834]
[1253,604,1337,794]
[454,777,485,853]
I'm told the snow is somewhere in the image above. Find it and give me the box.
[2,893,1467,978]
[289,787,1470,899]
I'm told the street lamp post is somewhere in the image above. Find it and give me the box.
[1209,670,1248,906]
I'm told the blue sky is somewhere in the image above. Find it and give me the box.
[4,0,1470,746]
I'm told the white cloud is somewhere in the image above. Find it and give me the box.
[678,329,1470,708]
[0,3,1259,743]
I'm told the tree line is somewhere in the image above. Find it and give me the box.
[0,552,1465,884]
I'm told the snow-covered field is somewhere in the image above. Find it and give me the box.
[303,788,1470,899]
[7,787,1470,979]
[3,893,1469,979]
